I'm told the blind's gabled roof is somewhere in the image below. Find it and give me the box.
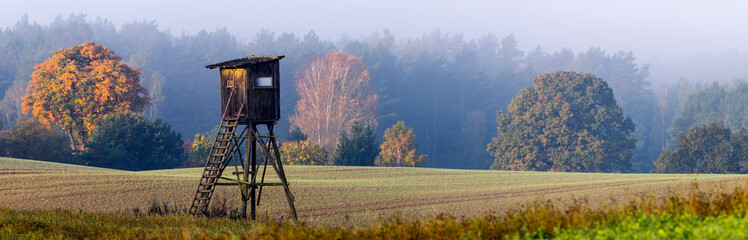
[205,55,284,69]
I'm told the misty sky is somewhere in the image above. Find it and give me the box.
[4,0,748,82]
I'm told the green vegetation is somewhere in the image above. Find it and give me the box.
[488,71,636,172]
[0,15,659,171]
[84,112,184,171]
[2,171,748,239]
[0,157,115,171]
[0,118,73,163]
[333,122,378,166]
[1,157,746,228]
[655,121,748,173]
[287,126,308,142]
[554,213,748,239]
[668,80,748,144]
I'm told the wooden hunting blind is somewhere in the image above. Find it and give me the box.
[190,55,297,221]
[206,55,283,123]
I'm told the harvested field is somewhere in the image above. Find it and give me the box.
[1,157,746,226]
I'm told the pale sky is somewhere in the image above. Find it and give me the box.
[4,0,748,82]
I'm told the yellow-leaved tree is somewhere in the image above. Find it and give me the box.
[375,121,426,167]
[280,140,327,165]
[189,133,212,166]
[22,42,149,151]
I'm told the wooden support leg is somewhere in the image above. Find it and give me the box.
[249,123,257,220]
[241,125,253,220]
[269,125,298,221]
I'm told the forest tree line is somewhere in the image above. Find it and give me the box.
[0,14,744,172]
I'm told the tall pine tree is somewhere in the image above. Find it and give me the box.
[332,122,378,166]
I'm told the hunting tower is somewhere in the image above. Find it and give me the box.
[190,55,297,221]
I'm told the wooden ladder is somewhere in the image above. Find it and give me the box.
[189,118,240,215]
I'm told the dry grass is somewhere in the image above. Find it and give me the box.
[1,157,746,227]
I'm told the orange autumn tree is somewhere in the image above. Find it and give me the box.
[23,42,149,151]
[290,50,378,154]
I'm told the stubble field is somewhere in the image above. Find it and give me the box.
[1,157,746,227]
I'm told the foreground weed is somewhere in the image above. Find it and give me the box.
[553,212,748,239]
[3,181,748,239]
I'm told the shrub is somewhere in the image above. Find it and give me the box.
[279,140,327,165]
[0,118,74,163]
[85,112,184,170]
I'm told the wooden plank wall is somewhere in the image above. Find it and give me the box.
[246,60,280,122]
[220,68,247,119]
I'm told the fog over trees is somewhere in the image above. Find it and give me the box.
[2,13,748,172]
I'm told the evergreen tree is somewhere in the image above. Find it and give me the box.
[85,112,184,170]
[487,71,636,172]
[668,80,748,146]
[332,122,379,166]
[287,126,308,142]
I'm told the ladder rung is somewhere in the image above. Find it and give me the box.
[205,167,221,171]
[205,164,220,169]
[211,153,226,157]
[214,146,228,149]
[207,160,224,164]
[198,189,212,193]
